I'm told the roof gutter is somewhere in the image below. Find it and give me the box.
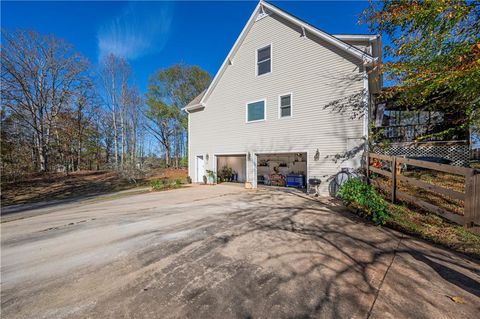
[182,102,206,112]
[333,34,379,41]
[363,57,379,67]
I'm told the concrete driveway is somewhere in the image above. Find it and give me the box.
[1,184,479,319]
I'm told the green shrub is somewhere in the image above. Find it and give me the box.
[150,179,167,191]
[150,178,183,191]
[171,178,183,189]
[336,178,389,225]
[218,165,233,182]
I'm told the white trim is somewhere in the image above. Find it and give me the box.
[262,1,374,63]
[246,152,249,183]
[246,98,267,123]
[363,67,369,139]
[188,112,191,180]
[255,43,272,77]
[213,152,248,183]
[195,154,205,183]
[198,1,375,107]
[278,92,293,119]
[252,153,257,188]
[199,2,262,105]
[183,102,205,112]
[333,34,379,41]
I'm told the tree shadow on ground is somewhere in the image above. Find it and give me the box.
[122,188,479,319]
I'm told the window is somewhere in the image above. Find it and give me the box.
[246,100,266,122]
[279,94,292,118]
[256,45,271,76]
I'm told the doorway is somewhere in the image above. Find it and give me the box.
[196,155,205,183]
[216,154,247,183]
[256,152,307,188]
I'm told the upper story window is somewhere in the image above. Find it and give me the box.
[256,45,271,76]
[279,94,292,118]
[246,99,266,123]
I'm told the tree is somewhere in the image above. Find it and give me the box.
[363,0,480,136]
[145,64,210,167]
[1,29,147,179]
[98,53,131,170]
[1,29,89,172]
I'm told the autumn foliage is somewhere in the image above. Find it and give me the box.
[363,0,480,134]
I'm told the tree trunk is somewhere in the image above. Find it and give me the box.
[111,72,119,170]
[36,133,48,172]
[77,108,82,171]
[165,146,170,167]
[120,109,125,170]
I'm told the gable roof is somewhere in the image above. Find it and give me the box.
[184,0,377,111]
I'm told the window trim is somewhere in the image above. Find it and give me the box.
[246,98,267,123]
[278,93,293,119]
[255,44,272,77]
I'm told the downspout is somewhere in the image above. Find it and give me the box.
[185,108,191,182]
[363,64,370,156]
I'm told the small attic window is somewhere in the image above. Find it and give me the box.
[256,45,271,76]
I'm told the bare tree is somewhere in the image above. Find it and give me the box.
[98,53,130,170]
[1,29,89,172]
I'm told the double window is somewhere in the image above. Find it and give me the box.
[256,45,271,76]
[246,100,266,123]
[279,94,292,118]
[246,94,293,123]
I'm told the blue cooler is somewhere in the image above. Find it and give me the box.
[286,174,305,188]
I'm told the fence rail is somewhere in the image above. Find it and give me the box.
[366,152,480,228]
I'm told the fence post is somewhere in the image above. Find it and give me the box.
[464,171,479,227]
[366,151,370,184]
[391,156,397,203]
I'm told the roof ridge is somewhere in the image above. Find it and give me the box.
[184,1,376,111]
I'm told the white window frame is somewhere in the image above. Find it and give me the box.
[255,44,272,77]
[246,98,267,123]
[278,93,293,119]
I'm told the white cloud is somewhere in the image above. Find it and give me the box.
[97,2,173,60]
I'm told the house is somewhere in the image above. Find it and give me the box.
[183,1,381,195]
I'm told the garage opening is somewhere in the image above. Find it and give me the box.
[216,154,247,183]
[257,153,307,188]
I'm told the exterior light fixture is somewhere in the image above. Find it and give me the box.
[314,149,320,161]
[206,153,209,162]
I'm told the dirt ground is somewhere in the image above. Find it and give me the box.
[1,184,479,319]
[1,168,188,206]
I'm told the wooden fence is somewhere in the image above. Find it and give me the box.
[472,148,480,160]
[366,153,480,227]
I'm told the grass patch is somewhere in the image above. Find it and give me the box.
[150,178,183,191]
[337,178,480,259]
[386,203,480,259]
[1,168,188,206]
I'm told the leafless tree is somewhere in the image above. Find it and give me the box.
[1,29,89,172]
[98,53,131,170]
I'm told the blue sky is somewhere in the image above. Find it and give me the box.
[2,1,374,93]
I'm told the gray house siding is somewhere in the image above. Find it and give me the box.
[188,13,366,195]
